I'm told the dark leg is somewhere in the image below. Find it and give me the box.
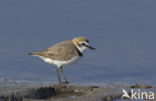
[56,67,62,84]
[60,66,69,84]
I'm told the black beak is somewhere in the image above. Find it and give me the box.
[86,45,96,50]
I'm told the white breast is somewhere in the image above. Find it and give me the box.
[38,55,80,67]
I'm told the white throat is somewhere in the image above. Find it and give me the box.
[75,44,88,53]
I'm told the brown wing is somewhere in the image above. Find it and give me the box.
[40,41,77,61]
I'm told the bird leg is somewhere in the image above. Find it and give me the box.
[56,67,62,84]
[60,66,69,84]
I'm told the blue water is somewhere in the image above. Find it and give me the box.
[0,0,156,85]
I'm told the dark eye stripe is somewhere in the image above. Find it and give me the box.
[86,40,89,43]
[79,43,85,47]
[82,43,85,45]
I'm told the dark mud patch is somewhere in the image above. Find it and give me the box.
[0,85,87,101]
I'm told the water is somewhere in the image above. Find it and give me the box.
[0,0,156,85]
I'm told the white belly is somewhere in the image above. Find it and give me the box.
[38,56,80,67]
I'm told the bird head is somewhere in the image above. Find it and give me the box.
[72,37,95,53]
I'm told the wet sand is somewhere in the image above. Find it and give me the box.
[0,82,155,101]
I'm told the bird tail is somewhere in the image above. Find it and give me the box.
[28,52,41,56]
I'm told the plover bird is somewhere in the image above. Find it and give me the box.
[28,37,95,84]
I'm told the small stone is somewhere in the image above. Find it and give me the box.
[74,89,80,93]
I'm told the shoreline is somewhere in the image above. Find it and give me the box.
[0,82,155,101]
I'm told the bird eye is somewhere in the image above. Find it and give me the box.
[81,43,85,46]
[79,43,85,47]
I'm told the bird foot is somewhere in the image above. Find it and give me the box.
[59,81,70,85]
[64,80,70,84]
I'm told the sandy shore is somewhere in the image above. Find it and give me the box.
[0,82,155,101]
